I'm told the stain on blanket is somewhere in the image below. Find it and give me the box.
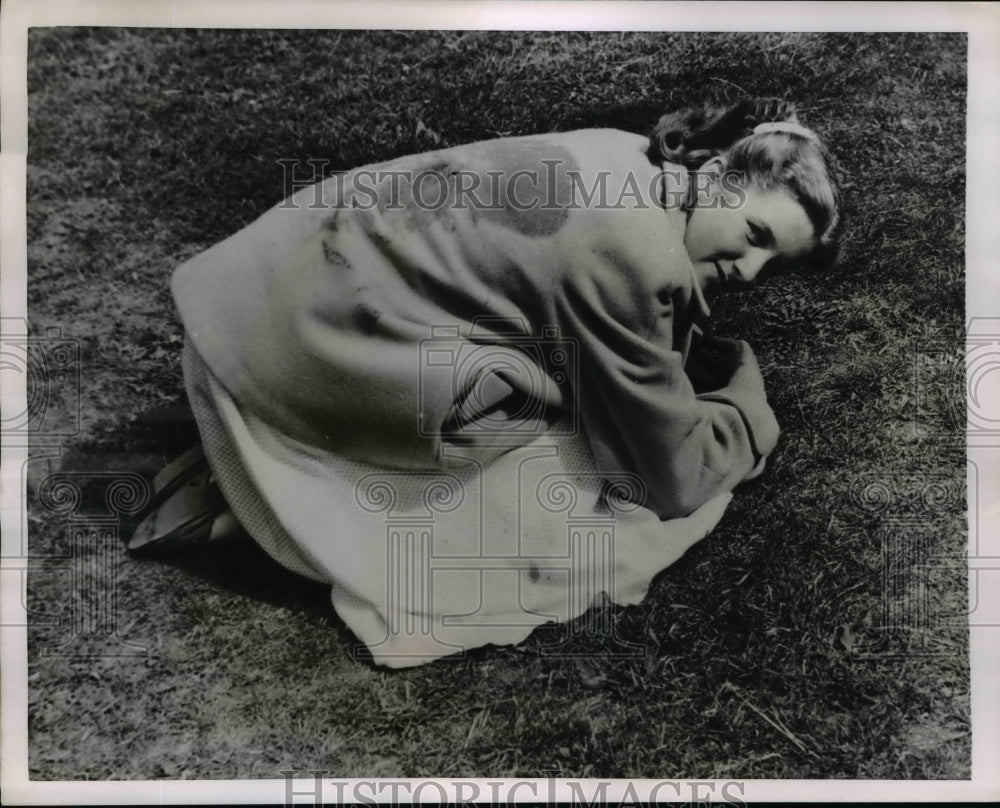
[475,141,575,237]
[364,143,577,238]
[351,303,382,334]
[321,206,343,232]
[367,159,454,233]
[321,238,350,269]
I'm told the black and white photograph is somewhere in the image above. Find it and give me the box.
[1,1,997,803]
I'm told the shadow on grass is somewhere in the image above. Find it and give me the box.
[52,402,340,625]
[152,536,335,621]
[55,399,202,490]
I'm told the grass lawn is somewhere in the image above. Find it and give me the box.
[24,29,968,779]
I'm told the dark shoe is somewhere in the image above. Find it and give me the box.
[126,445,226,555]
[131,444,208,521]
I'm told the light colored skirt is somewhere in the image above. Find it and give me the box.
[183,339,730,667]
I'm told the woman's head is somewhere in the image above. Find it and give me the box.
[649,100,842,293]
[683,172,818,296]
[725,122,840,250]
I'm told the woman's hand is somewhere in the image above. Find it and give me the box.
[685,333,766,395]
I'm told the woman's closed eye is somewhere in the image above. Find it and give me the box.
[746,221,767,247]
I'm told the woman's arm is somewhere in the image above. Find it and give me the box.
[553,256,779,519]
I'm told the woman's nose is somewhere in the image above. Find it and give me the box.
[734,248,773,284]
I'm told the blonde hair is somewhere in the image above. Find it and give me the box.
[649,99,842,259]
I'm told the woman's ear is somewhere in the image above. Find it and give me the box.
[697,155,727,180]
[689,156,729,204]
[688,155,726,208]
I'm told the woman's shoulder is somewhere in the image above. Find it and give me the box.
[541,128,658,168]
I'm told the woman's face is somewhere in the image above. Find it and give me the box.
[684,174,816,297]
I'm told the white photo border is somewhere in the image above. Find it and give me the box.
[2,1,997,803]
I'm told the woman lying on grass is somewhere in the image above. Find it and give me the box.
[127,99,840,666]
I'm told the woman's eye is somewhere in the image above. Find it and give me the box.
[747,222,764,246]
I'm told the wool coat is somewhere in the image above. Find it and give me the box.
[173,128,779,520]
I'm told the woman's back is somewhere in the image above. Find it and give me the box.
[173,129,701,469]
